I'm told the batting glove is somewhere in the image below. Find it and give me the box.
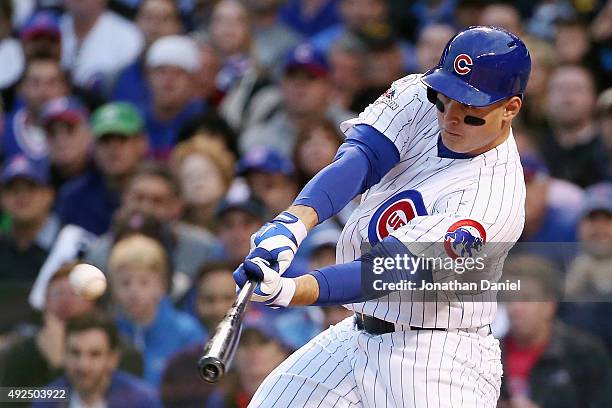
[233,258,296,307]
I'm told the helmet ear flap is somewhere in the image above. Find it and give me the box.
[427,87,445,113]
[426,87,438,105]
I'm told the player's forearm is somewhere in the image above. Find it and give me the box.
[286,205,319,231]
[289,274,320,305]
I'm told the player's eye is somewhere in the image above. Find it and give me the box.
[464,115,486,126]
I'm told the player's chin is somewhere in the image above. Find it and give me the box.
[441,131,470,152]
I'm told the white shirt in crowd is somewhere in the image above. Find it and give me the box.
[60,11,144,89]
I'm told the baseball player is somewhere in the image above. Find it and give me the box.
[234,26,530,407]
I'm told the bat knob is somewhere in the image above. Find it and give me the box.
[198,356,225,383]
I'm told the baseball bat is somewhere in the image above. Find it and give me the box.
[197,279,256,383]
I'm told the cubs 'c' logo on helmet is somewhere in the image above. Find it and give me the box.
[453,54,473,75]
[444,219,486,259]
[368,190,427,244]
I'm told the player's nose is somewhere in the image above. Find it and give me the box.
[442,100,463,125]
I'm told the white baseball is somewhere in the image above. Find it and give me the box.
[69,264,107,300]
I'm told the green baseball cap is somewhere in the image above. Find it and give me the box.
[91,102,144,138]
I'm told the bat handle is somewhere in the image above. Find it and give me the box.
[197,280,257,383]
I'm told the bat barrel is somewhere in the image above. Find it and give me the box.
[197,280,256,383]
[198,356,224,383]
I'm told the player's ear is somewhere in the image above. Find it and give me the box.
[502,96,522,120]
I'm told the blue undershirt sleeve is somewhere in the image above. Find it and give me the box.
[294,124,400,222]
[308,236,433,305]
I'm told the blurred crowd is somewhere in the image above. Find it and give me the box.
[0,0,611,407]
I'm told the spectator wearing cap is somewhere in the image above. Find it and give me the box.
[521,154,584,243]
[111,0,184,109]
[564,182,612,298]
[215,192,267,265]
[209,0,282,134]
[55,102,148,235]
[60,0,144,93]
[539,65,610,187]
[2,57,69,163]
[240,42,353,157]
[237,147,299,216]
[143,35,206,160]
[0,155,58,282]
[205,316,294,407]
[20,11,62,61]
[41,96,94,190]
[170,135,234,229]
[84,163,224,285]
[0,155,58,327]
[560,182,612,353]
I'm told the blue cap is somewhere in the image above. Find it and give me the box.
[1,155,49,185]
[215,192,267,219]
[284,43,329,77]
[422,26,531,107]
[581,182,612,217]
[20,11,60,41]
[237,147,294,176]
[40,97,88,127]
[242,311,307,351]
[521,154,549,183]
[308,228,341,252]
[242,319,292,351]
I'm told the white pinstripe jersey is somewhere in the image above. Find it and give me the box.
[337,74,526,329]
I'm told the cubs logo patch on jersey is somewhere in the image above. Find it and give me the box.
[444,219,486,258]
[368,190,427,243]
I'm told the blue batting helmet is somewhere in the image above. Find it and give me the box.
[422,26,531,107]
